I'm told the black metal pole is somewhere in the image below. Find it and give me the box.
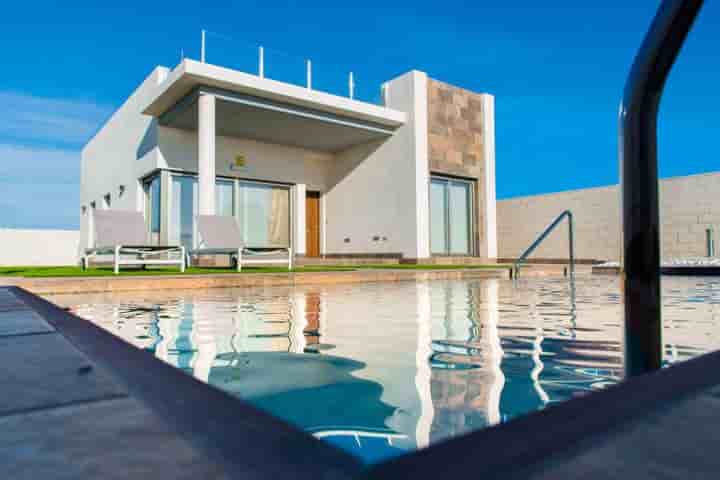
[620,0,703,377]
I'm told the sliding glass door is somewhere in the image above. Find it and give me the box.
[168,174,289,250]
[170,176,236,249]
[430,176,474,255]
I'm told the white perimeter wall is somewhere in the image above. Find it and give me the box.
[0,229,79,266]
[498,172,720,261]
[325,71,430,258]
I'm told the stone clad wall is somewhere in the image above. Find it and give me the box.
[497,172,720,262]
[427,79,490,257]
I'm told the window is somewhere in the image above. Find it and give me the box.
[144,175,161,245]
[170,175,197,249]
[238,181,290,248]
[430,176,474,255]
[216,179,234,217]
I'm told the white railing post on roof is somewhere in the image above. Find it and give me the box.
[349,72,354,99]
[259,46,264,78]
[306,59,312,90]
[201,29,206,63]
[381,83,389,106]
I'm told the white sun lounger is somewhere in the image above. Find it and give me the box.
[191,215,292,272]
[83,210,185,274]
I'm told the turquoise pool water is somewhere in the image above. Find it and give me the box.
[48,276,720,463]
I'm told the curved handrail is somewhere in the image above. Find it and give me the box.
[620,0,703,377]
[513,210,574,278]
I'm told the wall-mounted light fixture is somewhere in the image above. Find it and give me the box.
[118,185,126,197]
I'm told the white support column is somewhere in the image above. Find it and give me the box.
[198,93,216,216]
[480,94,498,259]
[293,184,307,256]
[410,72,430,259]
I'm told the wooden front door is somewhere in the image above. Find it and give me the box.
[305,191,321,257]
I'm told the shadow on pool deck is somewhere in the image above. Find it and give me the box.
[2,285,720,479]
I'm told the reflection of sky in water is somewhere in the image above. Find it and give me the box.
[48,276,720,464]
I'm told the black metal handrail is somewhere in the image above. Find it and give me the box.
[513,210,575,278]
[620,0,703,377]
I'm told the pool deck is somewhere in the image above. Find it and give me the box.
[4,284,720,478]
[0,267,511,295]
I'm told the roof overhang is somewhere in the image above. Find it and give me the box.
[143,60,406,152]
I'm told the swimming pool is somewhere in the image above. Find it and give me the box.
[47,276,720,463]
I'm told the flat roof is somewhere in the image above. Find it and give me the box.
[142,59,406,128]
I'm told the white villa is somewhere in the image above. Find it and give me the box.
[80,58,497,262]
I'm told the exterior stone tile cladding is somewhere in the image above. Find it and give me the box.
[427,78,489,257]
[497,172,720,262]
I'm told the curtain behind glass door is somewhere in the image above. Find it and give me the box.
[238,181,290,248]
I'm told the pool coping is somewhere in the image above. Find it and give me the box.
[0,267,510,295]
[592,264,720,276]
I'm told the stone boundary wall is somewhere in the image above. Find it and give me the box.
[0,228,79,266]
[497,172,720,262]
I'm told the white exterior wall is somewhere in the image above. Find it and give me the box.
[80,67,170,250]
[158,127,333,190]
[480,94,498,259]
[81,64,435,259]
[0,229,80,266]
[325,71,430,258]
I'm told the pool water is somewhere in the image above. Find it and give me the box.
[48,276,720,463]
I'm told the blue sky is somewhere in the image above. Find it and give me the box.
[1,1,718,229]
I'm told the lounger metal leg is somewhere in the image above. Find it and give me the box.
[114,245,120,275]
[180,247,186,273]
[81,255,88,271]
[288,247,293,271]
[238,249,242,272]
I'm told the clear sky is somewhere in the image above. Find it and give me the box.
[1,1,717,229]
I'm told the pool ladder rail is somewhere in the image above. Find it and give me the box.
[512,210,575,279]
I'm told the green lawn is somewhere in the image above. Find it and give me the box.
[0,263,509,278]
[0,266,354,278]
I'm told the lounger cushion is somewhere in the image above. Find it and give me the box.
[93,210,148,247]
[196,215,244,250]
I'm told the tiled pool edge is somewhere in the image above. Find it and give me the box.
[0,286,362,479]
[0,267,510,295]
